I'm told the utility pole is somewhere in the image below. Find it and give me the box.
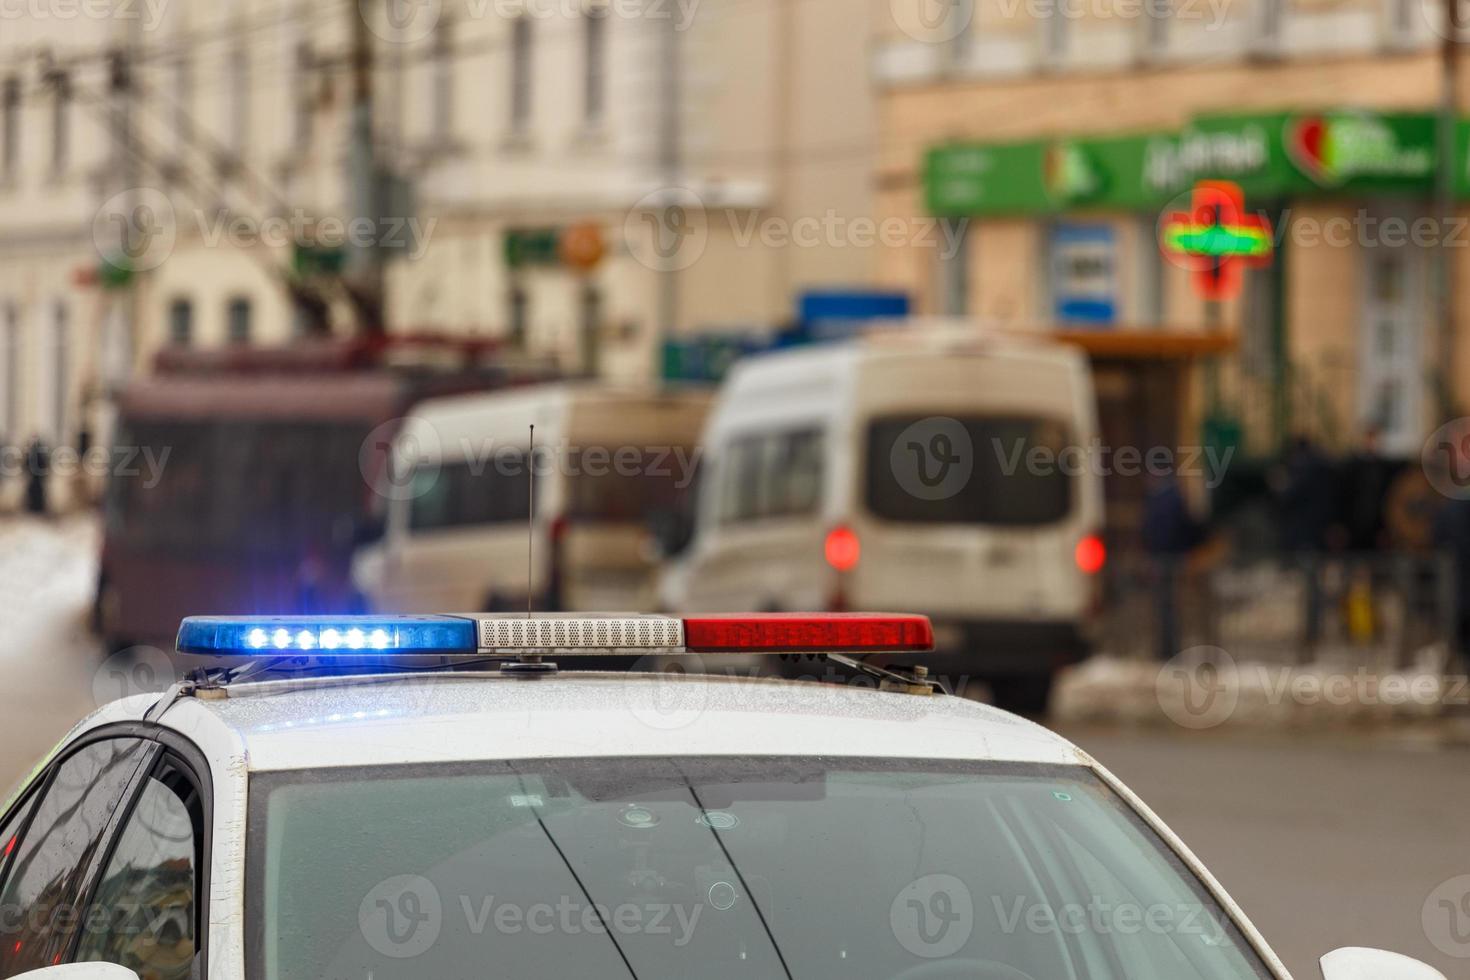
[1436,0,1462,420]
[655,11,682,381]
[346,0,386,335]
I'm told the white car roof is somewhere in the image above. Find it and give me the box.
[114,672,1090,773]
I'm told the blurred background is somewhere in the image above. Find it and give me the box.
[2,0,1470,976]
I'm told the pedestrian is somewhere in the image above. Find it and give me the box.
[1338,426,1397,553]
[24,436,50,517]
[1272,435,1335,648]
[1142,472,1202,661]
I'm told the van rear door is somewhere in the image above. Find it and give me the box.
[853,351,1098,624]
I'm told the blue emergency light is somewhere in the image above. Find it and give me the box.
[177,616,479,657]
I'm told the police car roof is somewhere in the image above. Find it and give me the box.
[96,672,1086,772]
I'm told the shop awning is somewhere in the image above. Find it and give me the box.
[1053,330,1236,360]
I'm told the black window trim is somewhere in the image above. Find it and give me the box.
[0,722,214,980]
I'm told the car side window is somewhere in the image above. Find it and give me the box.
[77,762,203,980]
[0,737,150,978]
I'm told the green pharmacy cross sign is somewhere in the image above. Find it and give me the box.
[1159,181,1274,302]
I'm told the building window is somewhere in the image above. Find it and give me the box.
[1135,216,1163,326]
[510,18,533,132]
[508,284,529,349]
[51,302,68,441]
[228,46,249,157]
[2,303,17,438]
[583,8,607,126]
[1257,0,1285,49]
[227,297,252,344]
[293,42,314,148]
[937,218,969,316]
[108,50,131,172]
[432,20,455,140]
[1042,8,1068,64]
[168,298,193,347]
[48,70,70,172]
[1142,0,1170,58]
[173,56,192,156]
[1,77,18,181]
[579,283,602,374]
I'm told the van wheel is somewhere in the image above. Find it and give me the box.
[990,674,1055,717]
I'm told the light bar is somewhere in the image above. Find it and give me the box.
[682,614,934,654]
[177,616,478,657]
[175,613,934,658]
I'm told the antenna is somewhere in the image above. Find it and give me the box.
[527,424,535,617]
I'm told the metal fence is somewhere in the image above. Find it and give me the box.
[1105,551,1458,670]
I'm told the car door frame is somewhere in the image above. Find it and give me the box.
[0,722,215,980]
[0,724,160,976]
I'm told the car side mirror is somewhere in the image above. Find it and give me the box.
[12,964,143,980]
[1320,947,1446,980]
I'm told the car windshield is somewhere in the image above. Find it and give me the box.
[248,758,1269,980]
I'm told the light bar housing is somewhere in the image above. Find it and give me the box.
[176,613,934,658]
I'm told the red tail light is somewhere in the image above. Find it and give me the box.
[683,614,934,653]
[1075,534,1106,575]
[824,525,860,573]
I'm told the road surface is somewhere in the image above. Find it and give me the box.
[1062,725,1470,979]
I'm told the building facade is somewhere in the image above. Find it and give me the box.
[0,0,880,500]
[872,0,1470,479]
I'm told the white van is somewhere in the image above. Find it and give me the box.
[658,331,1103,709]
[354,384,709,614]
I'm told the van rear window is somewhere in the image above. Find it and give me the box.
[866,415,1073,526]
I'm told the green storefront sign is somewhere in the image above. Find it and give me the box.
[926,109,1443,216]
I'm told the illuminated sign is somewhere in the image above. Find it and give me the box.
[1159,181,1274,302]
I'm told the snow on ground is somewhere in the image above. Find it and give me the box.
[1055,646,1464,736]
[0,514,105,793]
